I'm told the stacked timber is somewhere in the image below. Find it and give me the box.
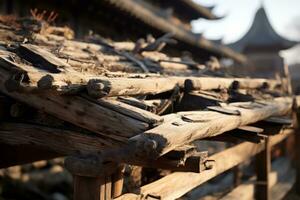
[0,16,297,199]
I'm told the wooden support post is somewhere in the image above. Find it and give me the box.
[112,165,125,198]
[65,155,118,200]
[73,175,113,200]
[255,137,271,200]
[73,175,105,200]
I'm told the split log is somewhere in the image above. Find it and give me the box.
[115,130,292,200]
[131,97,293,158]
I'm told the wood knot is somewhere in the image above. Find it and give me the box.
[87,79,110,98]
[37,74,54,89]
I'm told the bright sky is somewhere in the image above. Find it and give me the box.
[192,0,300,44]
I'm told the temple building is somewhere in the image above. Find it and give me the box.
[228,6,299,78]
[0,0,245,63]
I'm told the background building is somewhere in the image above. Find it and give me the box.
[228,7,299,78]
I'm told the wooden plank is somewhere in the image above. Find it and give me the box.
[116,130,292,200]
[87,76,280,98]
[131,98,293,158]
[18,44,72,73]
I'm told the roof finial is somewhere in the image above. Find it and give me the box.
[260,0,265,8]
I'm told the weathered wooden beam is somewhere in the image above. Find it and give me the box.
[0,51,282,98]
[65,150,209,177]
[0,65,149,141]
[184,77,280,91]
[131,97,293,158]
[87,77,182,98]
[0,122,207,173]
[0,122,110,154]
[87,76,281,98]
[18,44,73,73]
[115,130,292,200]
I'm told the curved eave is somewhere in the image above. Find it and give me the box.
[106,0,246,63]
[180,0,220,20]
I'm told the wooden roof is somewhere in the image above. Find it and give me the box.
[0,17,298,185]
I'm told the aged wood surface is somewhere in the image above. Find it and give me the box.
[255,137,271,200]
[0,122,110,154]
[0,65,149,142]
[131,97,293,158]
[116,129,292,200]
[73,176,105,200]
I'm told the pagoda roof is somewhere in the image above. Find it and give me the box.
[228,7,298,52]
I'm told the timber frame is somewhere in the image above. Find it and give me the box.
[0,16,299,200]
